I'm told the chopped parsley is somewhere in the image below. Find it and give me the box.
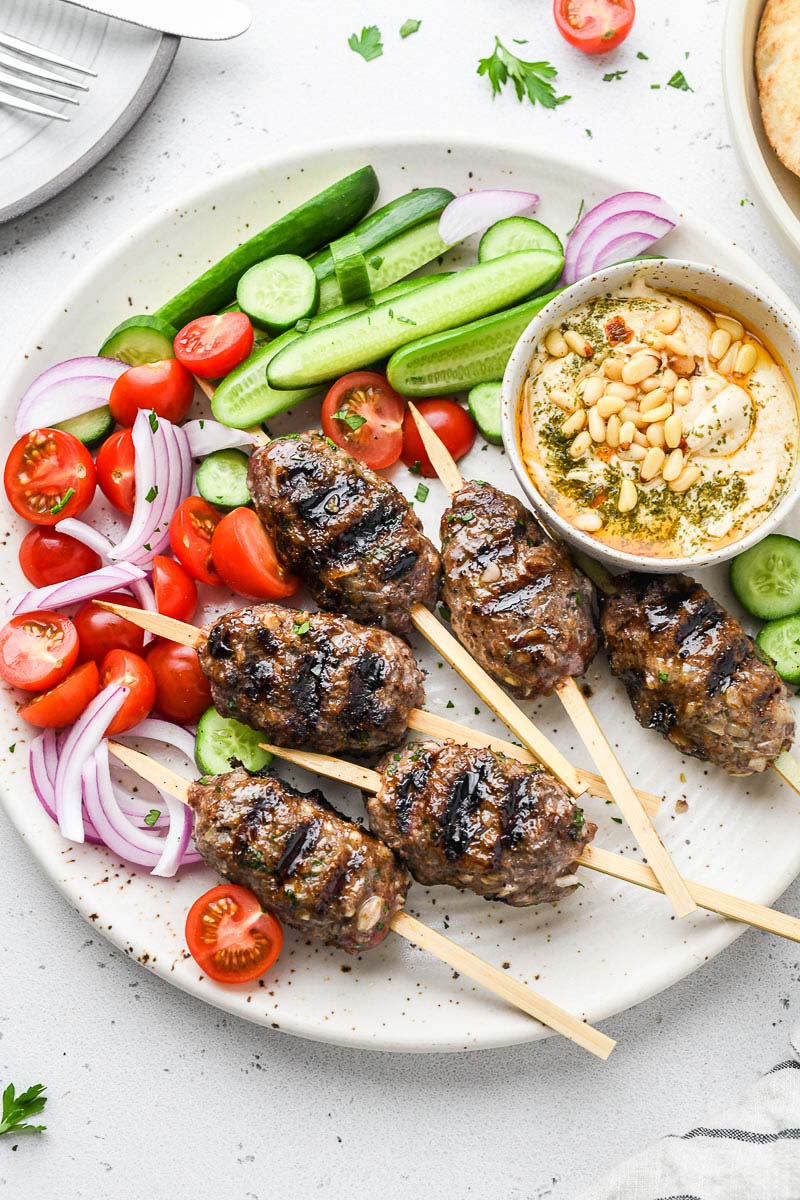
[408,460,422,475]
[658,671,670,682]
[144,485,159,504]
[637,50,649,60]
[0,1083,47,1138]
[399,18,421,38]
[369,255,384,269]
[603,70,627,82]
[7,744,14,754]
[292,619,311,636]
[349,25,383,61]
[572,807,585,833]
[566,198,585,236]
[446,700,455,709]
[333,409,367,432]
[611,816,623,824]
[414,483,429,503]
[143,809,161,827]
[477,37,570,109]
[438,603,452,622]
[148,411,159,432]
[49,488,75,515]
[667,69,692,92]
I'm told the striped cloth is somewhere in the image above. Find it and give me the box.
[583,1029,800,1199]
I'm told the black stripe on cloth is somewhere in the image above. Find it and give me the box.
[678,1127,800,1144]
[766,1059,800,1075]
[654,1194,703,1200]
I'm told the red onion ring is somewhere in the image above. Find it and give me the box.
[438,189,540,245]
[110,411,191,567]
[7,561,146,617]
[15,356,126,436]
[563,191,678,284]
[55,684,127,842]
[184,419,258,457]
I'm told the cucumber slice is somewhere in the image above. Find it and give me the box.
[236,255,319,333]
[757,616,800,683]
[300,276,447,333]
[99,314,177,365]
[151,166,379,329]
[195,707,272,776]
[211,331,320,428]
[318,217,449,312]
[730,534,800,620]
[195,449,251,508]
[387,289,562,396]
[479,217,564,262]
[329,233,371,304]
[270,250,564,390]
[55,405,115,448]
[468,382,503,445]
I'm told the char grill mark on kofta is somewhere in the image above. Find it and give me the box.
[199,604,424,755]
[439,481,598,698]
[190,767,410,953]
[246,432,441,634]
[600,573,795,775]
[370,741,595,906]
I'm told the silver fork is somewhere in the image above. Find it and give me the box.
[0,29,96,121]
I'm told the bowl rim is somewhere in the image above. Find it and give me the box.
[500,255,800,573]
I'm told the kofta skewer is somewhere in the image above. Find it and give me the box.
[405,402,696,919]
[261,740,800,945]
[107,741,615,1058]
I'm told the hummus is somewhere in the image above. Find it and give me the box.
[518,276,799,558]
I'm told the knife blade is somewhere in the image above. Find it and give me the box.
[61,0,252,40]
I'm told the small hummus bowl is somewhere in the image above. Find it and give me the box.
[501,258,800,574]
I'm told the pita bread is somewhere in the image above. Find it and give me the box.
[756,0,800,176]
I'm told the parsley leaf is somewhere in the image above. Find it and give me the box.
[144,485,159,504]
[0,1083,47,1138]
[333,408,367,432]
[292,619,311,637]
[637,50,649,60]
[148,410,159,433]
[414,483,429,503]
[603,70,627,82]
[477,36,569,110]
[49,487,75,516]
[143,809,161,827]
[667,69,692,92]
[349,25,383,62]
[399,18,421,38]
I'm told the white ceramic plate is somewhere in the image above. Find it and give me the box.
[0,0,177,223]
[723,0,800,259]
[2,135,800,1054]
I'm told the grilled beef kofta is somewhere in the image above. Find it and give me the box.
[440,481,598,698]
[247,433,441,635]
[370,740,595,905]
[601,573,795,775]
[199,604,424,755]
[190,766,410,953]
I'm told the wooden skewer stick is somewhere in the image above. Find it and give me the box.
[107,740,615,1059]
[95,600,662,815]
[260,741,800,946]
[406,401,696,919]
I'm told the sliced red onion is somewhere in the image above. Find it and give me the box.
[7,561,146,617]
[438,189,540,246]
[184,419,258,457]
[15,356,126,436]
[152,791,194,877]
[30,730,58,822]
[56,518,113,559]
[109,411,191,567]
[563,191,678,284]
[129,576,156,647]
[81,748,163,868]
[55,684,127,842]
[119,718,197,765]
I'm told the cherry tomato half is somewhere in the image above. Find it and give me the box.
[18,661,100,729]
[96,428,136,515]
[146,641,211,724]
[152,555,197,622]
[73,592,144,663]
[169,496,222,586]
[174,313,254,380]
[210,507,298,602]
[4,428,96,526]
[101,649,156,735]
[185,883,283,984]
[19,528,102,589]
[108,359,195,428]
[553,0,635,54]
[0,611,79,692]
[321,371,405,470]
[400,398,477,478]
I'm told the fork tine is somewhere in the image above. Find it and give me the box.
[0,47,90,90]
[0,88,69,120]
[0,67,79,104]
[0,30,96,76]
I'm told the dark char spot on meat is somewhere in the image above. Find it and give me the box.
[274,819,321,880]
[381,548,418,581]
[648,700,678,735]
[296,478,366,526]
[676,596,724,657]
[707,643,746,696]
[206,622,235,659]
[325,501,402,564]
[440,761,490,862]
[240,659,275,702]
[315,848,365,913]
[394,751,434,834]
[482,576,552,615]
[343,653,388,729]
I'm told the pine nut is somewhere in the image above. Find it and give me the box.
[634,430,649,447]
[597,395,626,418]
[674,378,692,405]
[718,341,741,375]
[607,381,638,401]
[655,307,681,335]
[551,389,576,412]
[643,330,666,350]
[619,420,636,448]
[664,333,690,356]
[569,431,591,459]
[588,408,606,442]
[640,375,664,393]
[646,422,666,447]
[606,413,621,448]
[714,312,744,341]
[662,448,684,482]
[561,409,586,436]
[640,387,668,414]
[617,477,639,512]
[574,511,603,532]
[661,368,678,391]
[734,342,758,375]
[668,464,702,493]
[622,353,661,385]
[664,412,683,448]
[564,329,593,357]
[480,561,502,584]
[603,356,624,381]
[618,444,647,462]
[545,329,569,358]
[582,375,606,406]
[670,354,696,377]
[709,328,731,360]
[566,468,591,482]
[621,405,649,428]
[640,446,666,481]
[641,401,673,425]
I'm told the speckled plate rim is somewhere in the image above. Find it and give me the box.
[2,132,800,1054]
[0,34,178,225]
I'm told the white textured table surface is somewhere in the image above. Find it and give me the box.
[1,2,798,1196]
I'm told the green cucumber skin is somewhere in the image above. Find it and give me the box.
[153,166,379,329]
[468,383,503,445]
[309,187,453,286]
[56,406,114,448]
[479,218,564,262]
[318,218,449,312]
[99,314,177,365]
[269,251,564,390]
[306,275,446,332]
[387,289,563,396]
[236,255,319,333]
[211,331,319,429]
[195,449,251,509]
